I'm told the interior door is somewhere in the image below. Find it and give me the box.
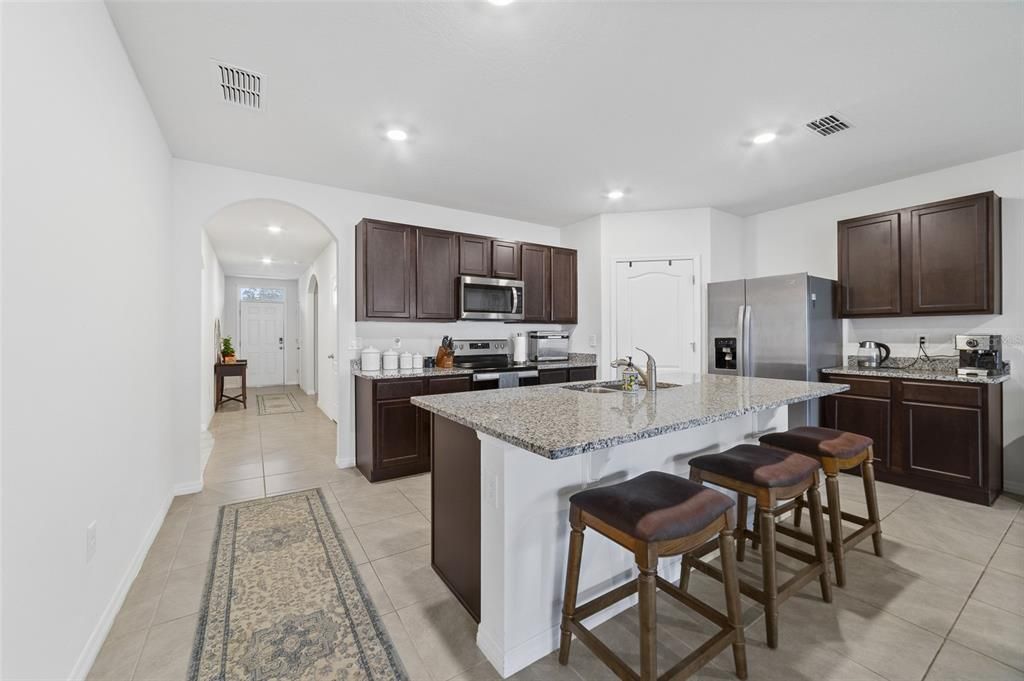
[241,302,285,387]
[614,259,697,382]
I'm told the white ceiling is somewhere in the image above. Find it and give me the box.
[109,1,1024,226]
[205,199,333,279]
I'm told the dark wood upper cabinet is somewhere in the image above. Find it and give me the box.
[838,212,902,317]
[520,243,551,322]
[458,234,491,276]
[491,240,521,279]
[416,229,459,320]
[837,191,1000,318]
[909,193,997,315]
[356,219,415,320]
[550,247,578,323]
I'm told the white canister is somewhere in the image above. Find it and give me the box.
[361,346,382,371]
[399,352,413,369]
[382,348,399,371]
[412,353,424,369]
[512,333,528,364]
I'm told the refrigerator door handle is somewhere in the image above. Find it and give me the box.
[736,305,746,376]
[742,305,752,376]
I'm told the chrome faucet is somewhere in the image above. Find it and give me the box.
[609,348,658,392]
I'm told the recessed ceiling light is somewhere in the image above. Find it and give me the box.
[488,0,515,5]
[605,189,625,200]
[261,257,272,264]
[752,132,777,145]
[267,225,282,234]
[385,128,409,142]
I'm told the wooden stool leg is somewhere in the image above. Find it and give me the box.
[679,553,692,592]
[558,512,585,665]
[751,510,761,551]
[807,485,833,604]
[824,472,846,587]
[638,556,659,681]
[793,497,804,528]
[735,494,748,562]
[719,528,748,680]
[862,452,884,558]
[759,506,779,649]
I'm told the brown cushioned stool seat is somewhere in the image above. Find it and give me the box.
[759,426,872,460]
[688,445,820,489]
[682,444,831,649]
[559,472,747,681]
[570,471,735,542]
[759,426,883,588]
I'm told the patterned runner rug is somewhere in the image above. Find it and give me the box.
[189,489,408,681]
[257,393,303,415]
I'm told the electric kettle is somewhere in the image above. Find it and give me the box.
[857,341,890,368]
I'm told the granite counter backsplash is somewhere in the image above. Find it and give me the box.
[821,355,1010,385]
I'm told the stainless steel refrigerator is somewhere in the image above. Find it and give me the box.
[707,273,842,426]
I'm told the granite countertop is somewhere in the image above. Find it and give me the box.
[352,353,598,381]
[822,357,1010,385]
[412,374,849,459]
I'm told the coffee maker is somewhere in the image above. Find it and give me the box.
[956,334,1004,377]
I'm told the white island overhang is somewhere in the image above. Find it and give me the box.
[412,374,849,678]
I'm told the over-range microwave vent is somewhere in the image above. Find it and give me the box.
[805,114,850,137]
[213,60,264,111]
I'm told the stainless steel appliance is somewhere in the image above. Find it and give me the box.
[856,341,891,368]
[956,334,1005,377]
[707,273,842,426]
[459,276,525,321]
[527,331,570,362]
[451,338,539,390]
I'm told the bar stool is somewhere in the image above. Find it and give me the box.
[558,471,747,681]
[682,445,832,649]
[759,427,882,587]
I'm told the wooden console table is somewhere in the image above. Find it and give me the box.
[215,360,248,410]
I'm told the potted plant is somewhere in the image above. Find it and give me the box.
[221,336,236,364]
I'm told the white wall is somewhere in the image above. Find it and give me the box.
[561,215,603,356]
[200,229,225,428]
[1,3,176,678]
[222,277,301,386]
[171,160,566,478]
[709,208,746,283]
[743,150,1024,493]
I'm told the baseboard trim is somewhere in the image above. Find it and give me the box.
[69,492,174,680]
[1004,480,1024,496]
[174,480,204,495]
[336,454,355,469]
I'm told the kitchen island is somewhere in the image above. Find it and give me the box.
[412,374,848,678]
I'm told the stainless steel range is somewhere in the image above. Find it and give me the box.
[451,339,540,390]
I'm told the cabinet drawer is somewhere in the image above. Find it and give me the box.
[429,376,472,395]
[901,381,981,407]
[539,369,569,385]
[376,379,425,400]
[826,375,891,398]
[569,367,597,382]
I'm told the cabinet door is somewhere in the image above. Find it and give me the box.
[416,228,458,320]
[838,212,902,316]
[900,401,981,487]
[822,394,891,471]
[909,194,994,314]
[539,368,569,385]
[361,221,415,319]
[520,244,551,322]
[491,240,521,279]
[459,235,491,276]
[375,398,424,471]
[550,248,578,323]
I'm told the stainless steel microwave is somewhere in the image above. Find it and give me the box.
[459,276,524,321]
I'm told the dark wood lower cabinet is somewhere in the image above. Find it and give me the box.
[538,366,597,385]
[355,375,472,482]
[823,373,1003,505]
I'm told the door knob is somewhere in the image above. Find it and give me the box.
[328,353,335,359]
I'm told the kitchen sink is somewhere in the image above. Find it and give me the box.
[562,381,681,393]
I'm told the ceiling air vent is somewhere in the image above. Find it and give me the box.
[805,114,850,137]
[213,61,264,111]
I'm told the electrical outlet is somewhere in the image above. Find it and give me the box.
[588,334,598,348]
[919,336,927,349]
[393,337,402,349]
[86,521,97,563]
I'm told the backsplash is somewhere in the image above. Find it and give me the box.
[844,355,959,371]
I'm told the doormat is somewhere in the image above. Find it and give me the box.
[188,489,408,681]
[257,393,303,415]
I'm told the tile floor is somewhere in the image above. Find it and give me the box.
[88,388,1024,680]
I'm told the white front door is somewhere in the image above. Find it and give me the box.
[241,302,285,387]
[614,259,699,382]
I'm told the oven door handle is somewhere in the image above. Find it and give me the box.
[473,373,500,382]
[516,370,538,379]
[472,370,538,382]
